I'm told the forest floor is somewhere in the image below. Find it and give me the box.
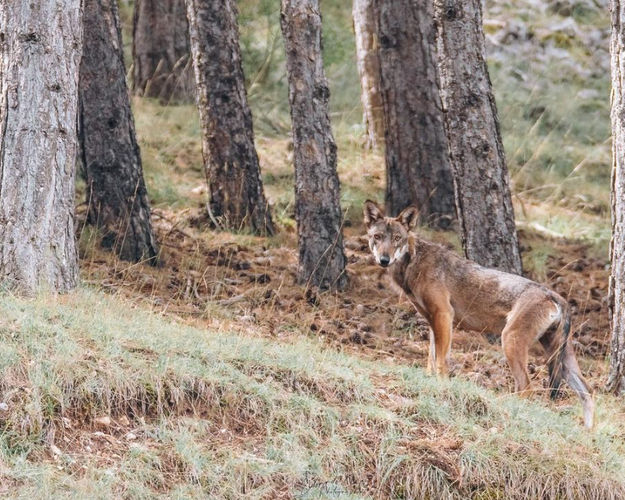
[81,205,611,407]
[2,204,624,498]
[84,97,614,406]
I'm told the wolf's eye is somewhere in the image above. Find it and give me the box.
[394,235,402,242]
[373,234,381,241]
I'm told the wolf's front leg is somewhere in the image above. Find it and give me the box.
[430,310,453,376]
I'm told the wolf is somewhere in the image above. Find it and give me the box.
[363,200,594,428]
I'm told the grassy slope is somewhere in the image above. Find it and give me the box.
[1,290,625,499]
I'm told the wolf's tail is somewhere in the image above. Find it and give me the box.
[547,301,594,428]
[546,311,567,400]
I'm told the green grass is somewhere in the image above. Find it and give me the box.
[1,289,624,498]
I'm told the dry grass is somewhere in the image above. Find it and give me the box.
[1,289,625,499]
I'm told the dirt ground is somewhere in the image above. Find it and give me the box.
[81,207,612,403]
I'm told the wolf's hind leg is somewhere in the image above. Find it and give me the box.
[501,305,537,396]
[502,297,556,396]
[501,323,532,396]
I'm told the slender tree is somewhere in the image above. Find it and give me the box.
[132,0,194,102]
[434,0,522,274]
[0,0,82,294]
[281,0,347,290]
[608,0,625,393]
[353,0,384,149]
[79,0,158,263]
[187,0,274,235]
[374,0,455,228]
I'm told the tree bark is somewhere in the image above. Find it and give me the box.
[79,0,159,263]
[187,0,274,235]
[280,0,347,290]
[132,0,194,103]
[0,0,82,294]
[374,0,455,229]
[434,0,522,274]
[353,0,384,150]
[607,0,625,394]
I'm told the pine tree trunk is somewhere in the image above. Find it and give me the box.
[353,0,384,150]
[374,0,455,229]
[132,0,194,103]
[607,0,625,394]
[79,0,159,263]
[280,0,347,290]
[0,0,82,294]
[187,0,274,235]
[434,0,522,274]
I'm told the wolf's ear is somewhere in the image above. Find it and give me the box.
[363,200,384,228]
[397,206,419,230]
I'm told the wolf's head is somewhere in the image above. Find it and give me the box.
[363,200,418,268]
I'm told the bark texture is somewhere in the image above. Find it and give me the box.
[608,0,625,394]
[374,0,455,228]
[281,0,347,290]
[187,0,274,235]
[79,0,158,263]
[0,0,82,294]
[353,0,384,149]
[132,0,194,102]
[435,0,522,274]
